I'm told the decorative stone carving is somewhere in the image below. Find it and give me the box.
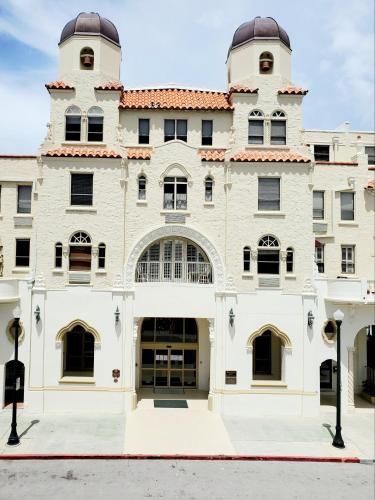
[247,323,292,351]
[225,274,236,291]
[113,274,124,289]
[303,278,316,294]
[280,250,287,261]
[55,319,101,347]
[159,163,192,187]
[116,124,123,143]
[251,250,258,260]
[124,225,225,289]
[34,273,46,289]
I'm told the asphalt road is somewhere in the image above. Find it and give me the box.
[0,460,373,500]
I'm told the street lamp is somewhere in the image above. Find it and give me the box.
[332,308,345,449]
[7,305,21,446]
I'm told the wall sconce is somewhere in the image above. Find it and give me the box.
[114,306,120,323]
[229,308,235,327]
[307,310,315,328]
[34,305,40,323]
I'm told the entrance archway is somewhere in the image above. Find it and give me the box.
[319,359,336,407]
[4,360,25,407]
[140,318,199,389]
[354,325,375,406]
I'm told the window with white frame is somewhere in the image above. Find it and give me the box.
[17,185,32,213]
[315,241,324,273]
[365,146,375,165]
[286,247,294,273]
[138,175,146,200]
[248,110,264,144]
[204,176,213,202]
[164,119,187,142]
[340,192,354,220]
[253,330,282,380]
[87,106,104,142]
[258,178,280,211]
[270,111,286,145]
[70,173,93,206]
[202,120,213,146]
[98,243,106,269]
[313,191,324,219]
[163,177,187,210]
[139,119,150,144]
[15,239,30,267]
[63,325,94,377]
[243,246,251,272]
[314,145,330,162]
[257,236,280,274]
[69,232,92,271]
[341,245,355,274]
[65,106,81,141]
[55,242,63,268]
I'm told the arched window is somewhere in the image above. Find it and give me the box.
[80,47,94,69]
[248,110,264,144]
[63,325,94,377]
[253,330,281,380]
[55,242,63,268]
[98,243,106,269]
[243,246,251,272]
[257,235,280,274]
[69,232,92,271]
[205,176,213,202]
[138,175,146,200]
[163,177,187,210]
[87,106,104,142]
[271,110,286,145]
[65,106,81,141]
[286,247,294,273]
[259,52,274,74]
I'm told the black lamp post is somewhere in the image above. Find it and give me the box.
[7,306,21,446]
[332,308,345,449]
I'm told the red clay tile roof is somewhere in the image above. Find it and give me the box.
[45,147,121,158]
[228,85,258,96]
[199,149,226,162]
[45,81,74,90]
[120,88,232,111]
[127,148,152,160]
[278,86,308,95]
[95,81,124,91]
[230,150,310,163]
[365,179,375,189]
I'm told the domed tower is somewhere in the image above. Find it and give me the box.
[227,16,292,88]
[58,12,121,84]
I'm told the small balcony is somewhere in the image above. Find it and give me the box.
[324,278,375,304]
[136,261,212,284]
[0,279,20,303]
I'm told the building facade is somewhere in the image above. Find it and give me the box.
[0,13,374,416]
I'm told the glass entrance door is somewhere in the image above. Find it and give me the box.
[141,347,197,388]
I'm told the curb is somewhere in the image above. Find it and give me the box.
[0,454,361,463]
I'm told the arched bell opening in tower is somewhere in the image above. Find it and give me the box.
[259,52,274,74]
[80,47,94,69]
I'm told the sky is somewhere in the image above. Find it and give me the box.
[0,0,374,154]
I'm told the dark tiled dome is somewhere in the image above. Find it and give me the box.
[230,16,290,51]
[60,12,120,46]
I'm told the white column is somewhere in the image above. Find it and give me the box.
[208,319,215,411]
[347,346,356,412]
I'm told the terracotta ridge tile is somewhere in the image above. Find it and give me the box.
[44,147,121,159]
[45,80,74,90]
[230,149,310,163]
[278,86,308,95]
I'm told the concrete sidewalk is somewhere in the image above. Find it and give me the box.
[0,402,373,460]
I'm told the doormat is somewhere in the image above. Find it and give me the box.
[154,400,188,408]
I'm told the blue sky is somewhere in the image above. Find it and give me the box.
[0,0,374,153]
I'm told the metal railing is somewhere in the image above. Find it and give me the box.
[136,261,212,284]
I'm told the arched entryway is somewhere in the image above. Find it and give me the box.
[354,325,375,406]
[4,360,25,407]
[139,318,199,389]
[319,359,337,407]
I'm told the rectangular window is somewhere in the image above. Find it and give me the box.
[315,243,324,273]
[87,116,103,142]
[139,119,150,144]
[70,173,93,206]
[98,244,106,269]
[17,185,32,214]
[164,119,187,142]
[313,191,325,219]
[15,239,30,267]
[258,178,280,211]
[163,177,187,210]
[340,192,354,220]
[202,120,213,146]
[341,245,355,274]
[257,250,280,274]
[314,145,330,161]
[65,116,81,141]
[365,146,375,165]
[270,120,286,145]
[248,120,264,144]
[55,243,63,268]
